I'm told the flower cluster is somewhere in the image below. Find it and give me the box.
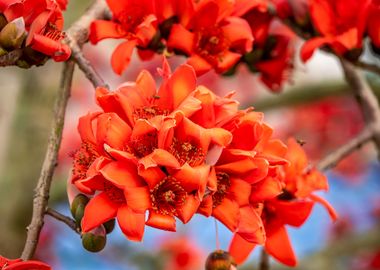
[68,60,335,266]
[0,0,70,67]
[229,138,337,266]
[89,0,295,91]
[296,0,380,61]
[0,255,51,270]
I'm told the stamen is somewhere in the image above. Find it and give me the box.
[169,138,204,166]
[150,176,187,216]
[133,106,169,121]
[127,131,158,158]
[71,142,99,181]
[212,172,231,208]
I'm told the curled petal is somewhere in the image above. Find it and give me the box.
[229,233,256,265]
[167,23,195,55]
[89,20,126,44]
[124,186,151,212]
[117,205,145,241]
[146,211,176,231]
[111,40,138,75]
[177,194,200,223]
[213,198,239,231]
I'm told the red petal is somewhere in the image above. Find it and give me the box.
[222,16,253,52]
[300,37,331,62]
[111,40,137,75]
[310,194,338,221]
[136,69,157,99]
[271,200,314,227]
[78,112,101,144]
[138,149,180,169]
[6,261,51,270]
[82,192,118,232]
[157,63,197,111]
[229,178,251,206]
[176,194,200,223]
[89,20,126,44]
[117,205,145,241]
[186,54,213,76]
[167,24,195,55]
[100,161,143,188]
[309,0,336,36]
[96,113,131,150]
[229,233,256,265]
[29,34,71,61]
[265,225,297,267]
[213,198,239,231]
[215,51,241,73]
[146,211,176,231]
[236,206,265,243]
[124,186,151,212]
[250,177,283,202]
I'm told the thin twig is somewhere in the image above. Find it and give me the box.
[64,0,109,88]
[354,61,380,77]
[20,61,75,260]
[317,128,373,171]
[259,249,270,270]
[340,59,380,158]
[45,207,80,234]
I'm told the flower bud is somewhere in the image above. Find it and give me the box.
[205,250,237,270]
[0,46,7,56]
[0,15,7,30]
[82,225,107,253]
[70,194,89,226]
[0,17,26,50]
[103,219,115,234]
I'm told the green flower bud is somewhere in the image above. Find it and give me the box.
[82,226,107,253]
[70,194,90,226]
[0,46,7,56]
[103,219,115,234]
[205,250,237,270]
[0,17,26,50]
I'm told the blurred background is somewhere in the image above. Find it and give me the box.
[1,1,380,269]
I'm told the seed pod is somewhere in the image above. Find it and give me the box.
[103,219,116,234]
[70,194,90,226]
[82,226,107,253]
[205,250,237,270]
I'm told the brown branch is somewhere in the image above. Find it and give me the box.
[20,60,75,260]
[340,59,380,157]
[259,249,270,270]
[45,207,80,234]
[354,61,380,77]
[64,0,108,88]
[317,128,373,171]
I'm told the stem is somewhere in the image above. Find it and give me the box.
[353,61,380,77]
[45,208,80,234]
[21,61,75,260]
[317,128,373,171]
[64,0,108,88]
[340,59,380,158]
[259,249,270,270]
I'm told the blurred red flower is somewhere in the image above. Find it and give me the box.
[0,255,51,270]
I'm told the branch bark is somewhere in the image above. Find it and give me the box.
[64,0,109,88]
[339,59,380,157]
[317,128,373,171]
[45,208,80,234]
[20,61,75,260]
[259,249,270,270]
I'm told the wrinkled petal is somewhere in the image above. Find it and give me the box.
[146,211,176,231]
[89,20,126,44]
[236,205,265,243]
[213,198,239,231]
[176,194,200,223]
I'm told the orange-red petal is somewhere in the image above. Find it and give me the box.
[117,204,145,241]
[111,40,138,75]
[146,211,176,231]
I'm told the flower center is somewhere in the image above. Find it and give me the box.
[150,176,187,216]
[212,172,231,208]
[104,181,126,204]
[127,131,158,158]
[133,105,169,121]
[196,27,229,60]
[44,22,65,41]
[71,142,99,182]
[169,137,204,166]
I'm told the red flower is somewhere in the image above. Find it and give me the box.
[229,138,337,266]
[0,0,70,61]
[368,0,380,48]
[167,0,253,75]
[0,255,51,270]
[301,0,371,61]
[90,0,158,74]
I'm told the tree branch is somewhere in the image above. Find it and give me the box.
[259,249,270,270]
[339,59,380,157]
[317,128,373,171]
[45,208,80,234]
[20,61,75,260]
[64,0,109,88]
[354,60,380,77]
